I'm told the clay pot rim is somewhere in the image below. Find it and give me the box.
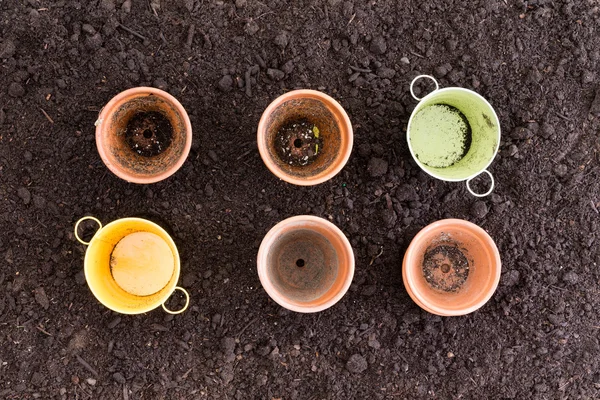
[402,218,501,316]
[95,87,193,184]
[257,215,355,313]
[257,89,353,186]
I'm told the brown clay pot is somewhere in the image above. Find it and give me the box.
[95,87,192,183]
[402,219,501,316]
[257,215,355,313]
[257,90,353,186]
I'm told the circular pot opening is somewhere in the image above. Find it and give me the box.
[403,219,501,316]
[258,90,353,185]
[258,216,355,312]
[84,218,181,314]
[96,88,192,184]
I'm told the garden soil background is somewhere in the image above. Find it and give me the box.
[1,0,600,399]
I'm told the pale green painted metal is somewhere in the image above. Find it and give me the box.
[407,75,501,197]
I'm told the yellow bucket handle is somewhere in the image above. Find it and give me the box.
[162,286,190,315]
[74,216,103,245]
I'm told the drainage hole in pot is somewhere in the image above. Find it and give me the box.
[275,119,323,167]
[126,111,173,157]
[296,259,305,267]
[422,244,469,292]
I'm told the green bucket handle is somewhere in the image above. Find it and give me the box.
[466,170,495,197]
[410,75,439,101]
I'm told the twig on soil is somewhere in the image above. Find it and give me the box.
[350,65,371,73]
[159,31,167,46]
[185,24,195,49]
[255,11,275,20]
[236,317,259,339]
[245,69,252,97]
[347,13,356,26]
[40,108,54,124]
[76,354,99,378]
[236,148,254,160]
[36,324,52,336]
[590,200,599,214]
[409,50,425,58]
[116,23,147,41]
[555,112,571,121]
[369,246,384,265]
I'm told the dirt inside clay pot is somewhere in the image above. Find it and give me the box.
[421,242,470,293]
[403,219,501,316]
[95,88,192,184]
[125,111,173,157]
[258,90,353,185]
[275,119,323,167]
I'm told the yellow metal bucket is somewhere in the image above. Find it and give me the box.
[74,216,189,315]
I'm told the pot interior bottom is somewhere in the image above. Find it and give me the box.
[268,229,338,304]
[421,243,470,293]
[110,231,175,296]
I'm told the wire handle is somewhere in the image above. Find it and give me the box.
[410,75,440,101]
[466,170,495,197]
[162,287,190,315]
[74,216,103,245]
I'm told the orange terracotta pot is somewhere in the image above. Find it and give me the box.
[95,87,192,183]
[402,219,501,316]
[257,215,355,313]
[257,90,353,186]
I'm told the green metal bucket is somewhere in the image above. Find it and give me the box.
[407,75,500,197]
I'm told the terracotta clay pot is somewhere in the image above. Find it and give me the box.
[257,215,355,313]
[95,87,192,183]
[402,219,501,316]
[257,90,353,185]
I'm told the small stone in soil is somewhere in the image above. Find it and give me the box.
[346,354,368,374]
[275,119,323,166]
[17,187,31,204]
[219,75,233,92]
[0,39,16,59]
[471,201,489,218]
[369,36,387,55]
[112,372,126,384]
[8,82,25,97]
[367,157,388,177]
[267,68,285,81]
[34,287,50,310]
[125,111,173,157]
[503,270,520,286]
[562,271,579,284]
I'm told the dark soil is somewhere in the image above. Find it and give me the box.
[275,119,322,166]
[1,0,600,399]
[125,111,173,157]
[422,244,470,292]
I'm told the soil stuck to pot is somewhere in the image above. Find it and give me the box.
[422,244,470,292]
[411,104,472,168]
[275,119,323,166]
[125,111,173,157]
